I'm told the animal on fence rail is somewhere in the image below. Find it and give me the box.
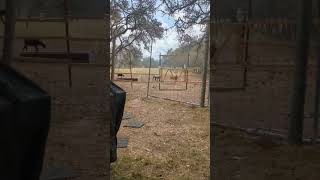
[117,73,124,79]
[22,39,46,52]
[153,75,160,81]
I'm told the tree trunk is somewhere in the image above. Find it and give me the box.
[200,27,209,107]
[111,37,116,81]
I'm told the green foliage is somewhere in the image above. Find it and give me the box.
[111,0,165,53]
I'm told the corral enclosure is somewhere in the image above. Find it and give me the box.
[114,66,209,106]
[0,1,110,179]
[114,51,209,106]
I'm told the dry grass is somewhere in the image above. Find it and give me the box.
[111,83,210,179]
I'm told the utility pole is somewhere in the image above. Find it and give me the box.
[288,0,312,145]
[200,26,209,107]
[2,0,16,65]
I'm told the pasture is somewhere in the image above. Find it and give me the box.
[114,68,209,106]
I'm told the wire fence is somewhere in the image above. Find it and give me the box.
[114,67,209,106]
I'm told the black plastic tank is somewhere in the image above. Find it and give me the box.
[0,65,51,180]
[110,82,126,163]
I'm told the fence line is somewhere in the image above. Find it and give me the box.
[115,79,209,107]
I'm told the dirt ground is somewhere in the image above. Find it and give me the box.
[213,127,320,180]
[111,82,210,179]
[113,71,209,106]
[112,82,320,180]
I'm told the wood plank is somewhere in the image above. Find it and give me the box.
[0,36,107,41]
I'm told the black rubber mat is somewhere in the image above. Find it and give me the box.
[123,112,133,120]
[117,138,129,148]
[123,119,144,128]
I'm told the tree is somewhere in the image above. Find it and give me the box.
[117,45,143,67]
[110,0,165,80]
[160,0,209,44]
[159,0,210,71]
[161,37,206,68]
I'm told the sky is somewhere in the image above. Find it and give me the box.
[141,3,203,60]
[140,10,179,59]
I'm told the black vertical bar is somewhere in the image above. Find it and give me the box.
[242,0,252,88]
[210,0,215,179]
[2,0,16,65]
[313,0,320,144]
[64,0,72,87]
[105,0,111,175]
[64,0,71,54]
[289,0,312,145]
[313,45,320,144]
